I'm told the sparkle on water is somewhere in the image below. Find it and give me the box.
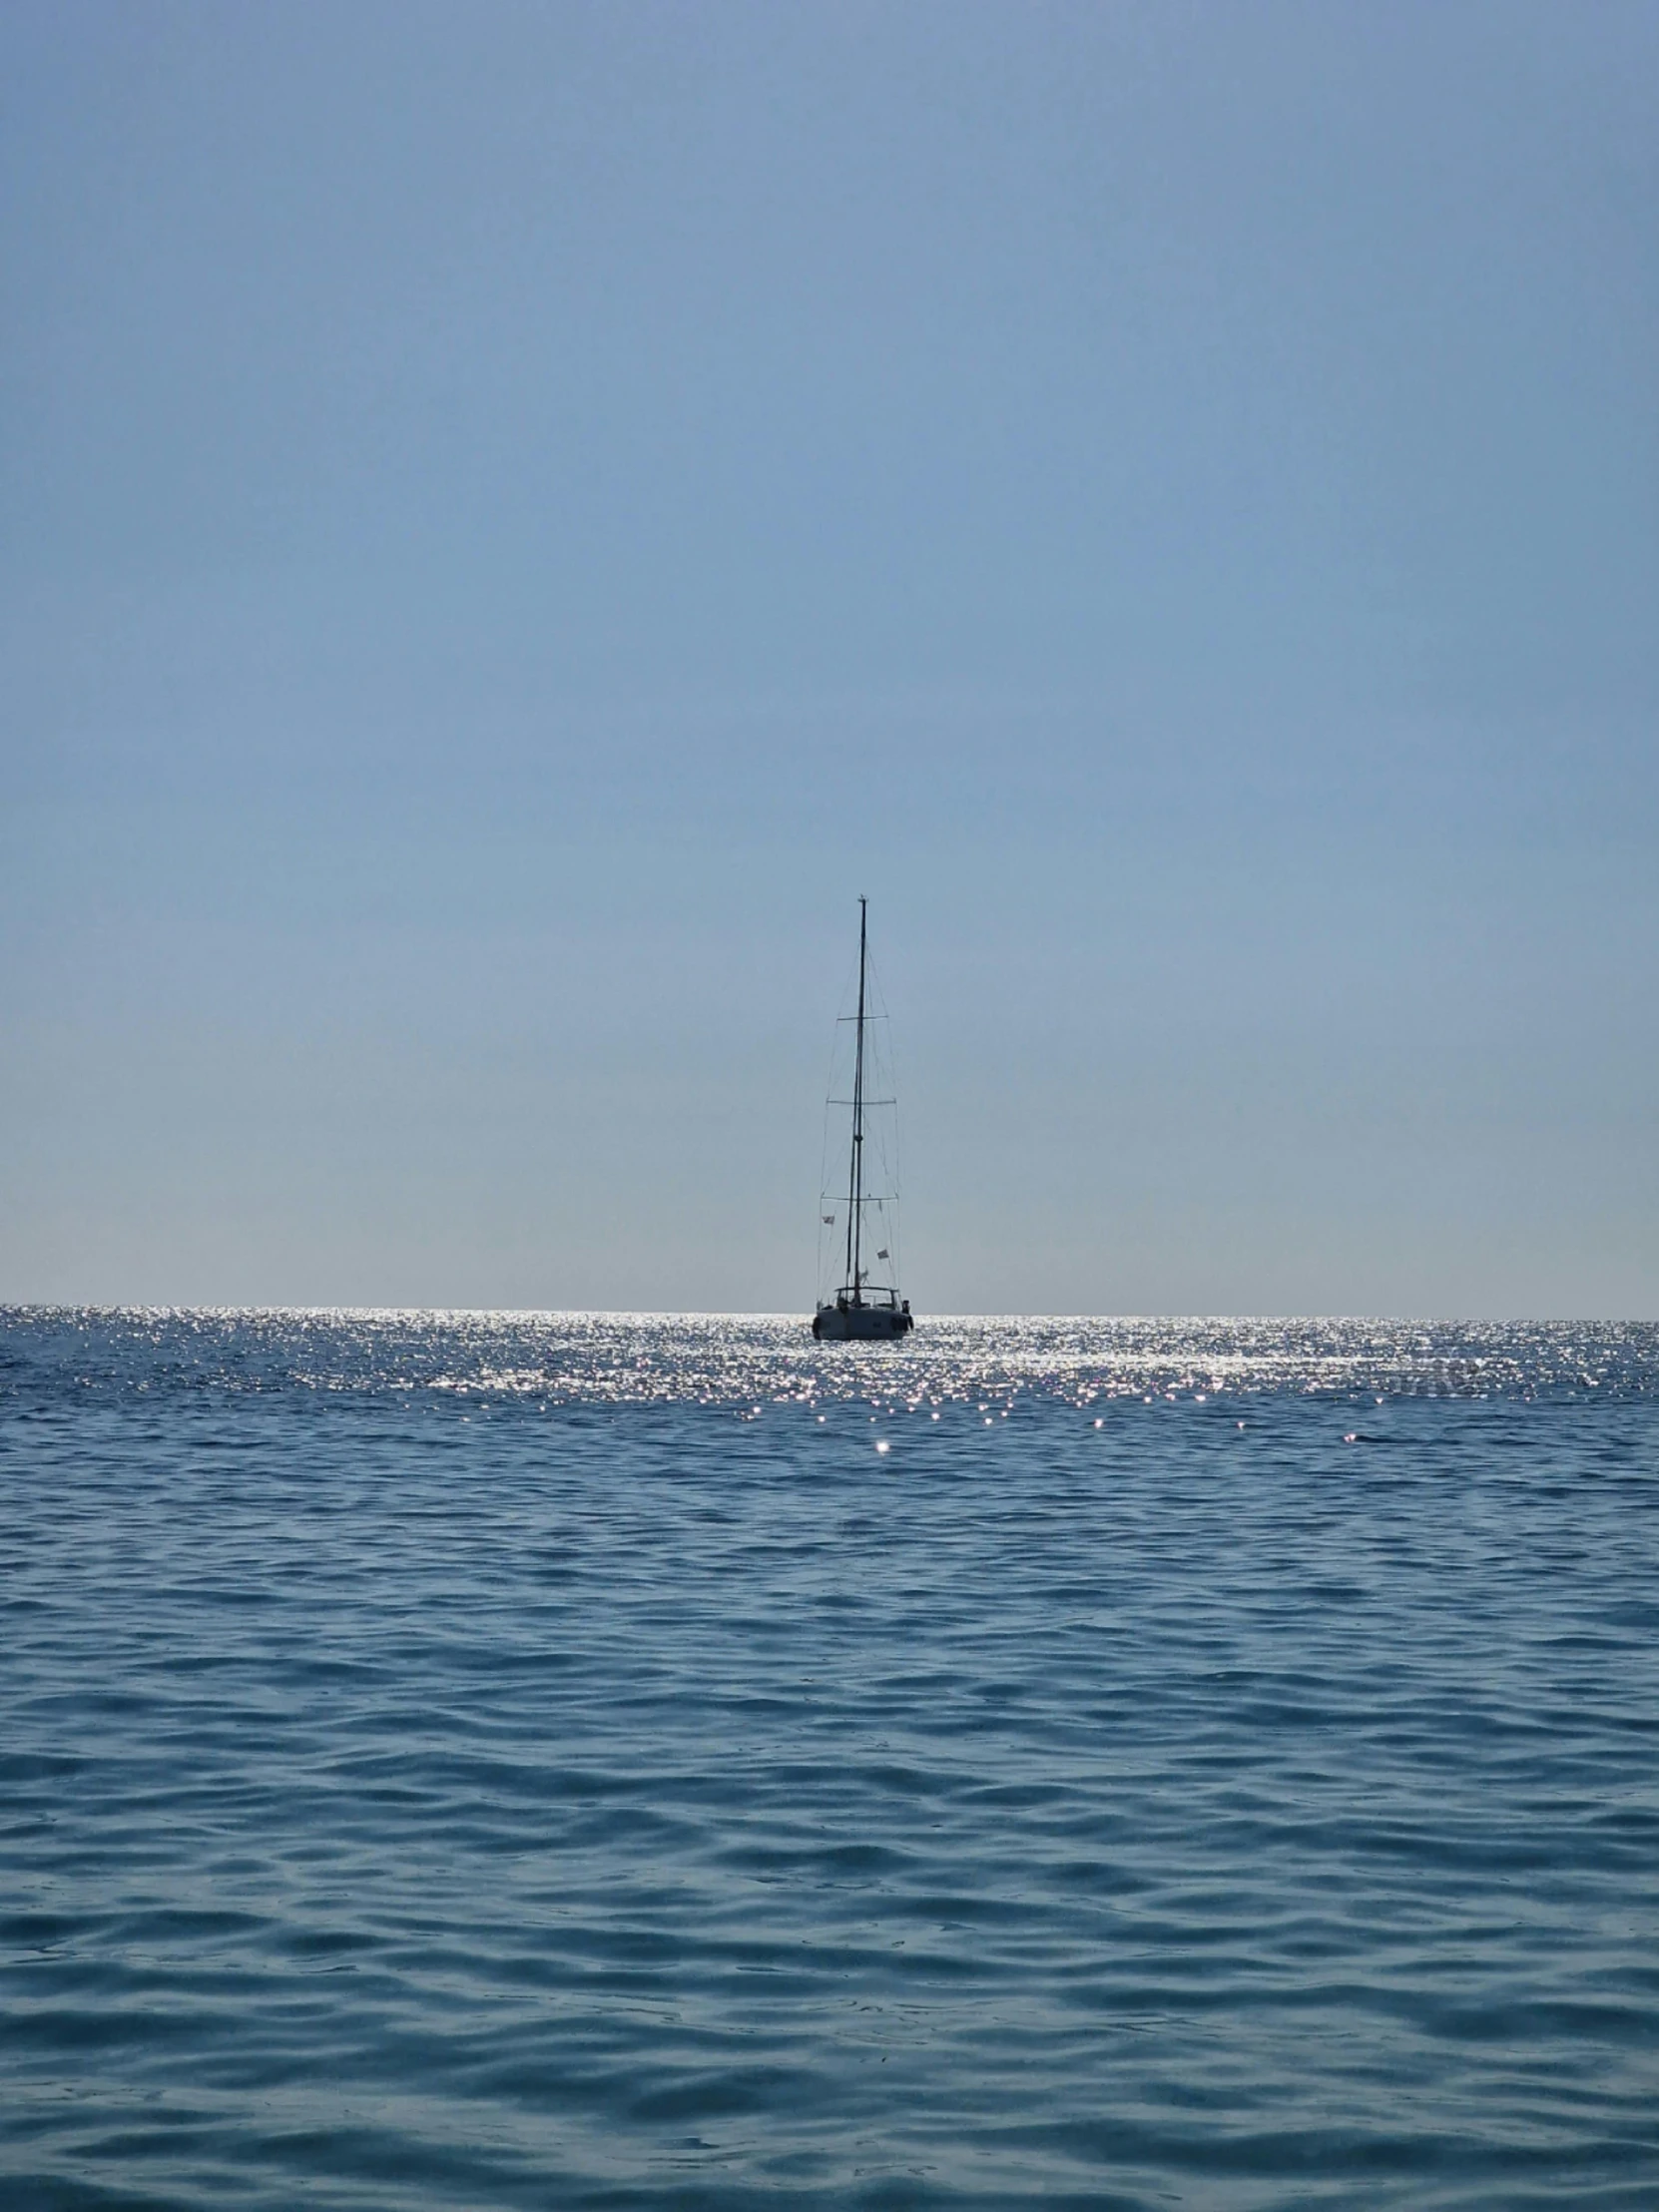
[11,1305,1659,1405]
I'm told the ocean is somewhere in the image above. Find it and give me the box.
[2,1309,1655,2210]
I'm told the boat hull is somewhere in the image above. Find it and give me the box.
[813,1304,913,1342]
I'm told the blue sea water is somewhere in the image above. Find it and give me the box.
[2,1310,1656,2212]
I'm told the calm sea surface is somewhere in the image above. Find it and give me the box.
[2,1311,1656,2210]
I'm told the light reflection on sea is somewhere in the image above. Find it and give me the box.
[11,1307,1659,1405]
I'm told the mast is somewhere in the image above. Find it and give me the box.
[845,895,867,1303]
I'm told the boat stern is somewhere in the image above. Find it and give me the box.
[813,1297,913,1342]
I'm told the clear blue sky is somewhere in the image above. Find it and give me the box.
[4,0,1657,1315]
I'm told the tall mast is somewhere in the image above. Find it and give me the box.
[845,895,867,1303]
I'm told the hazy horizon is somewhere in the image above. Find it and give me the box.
[7,1303,1656,1331]
[6,2,1658,1318]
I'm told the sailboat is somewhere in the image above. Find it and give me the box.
[813,897,914,1342]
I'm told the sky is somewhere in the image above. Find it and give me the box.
[4,0,1658,1316]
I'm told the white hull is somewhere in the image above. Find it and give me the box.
[813,1303,913,1342]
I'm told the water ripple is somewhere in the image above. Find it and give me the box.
[1,1311,1656,2207]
